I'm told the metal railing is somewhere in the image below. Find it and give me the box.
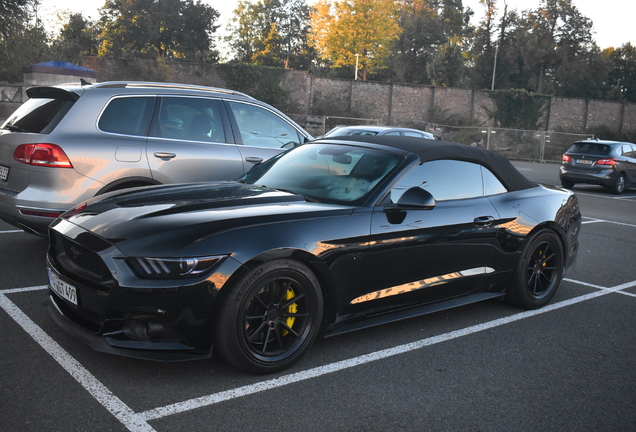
[291,114,594,163]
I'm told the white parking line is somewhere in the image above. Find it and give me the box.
[2,278,634,430]
[0,229,24,234]
[581,218,636,228]
[0,291,156,432]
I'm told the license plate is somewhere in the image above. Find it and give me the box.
[576,159,594,165]
[0,165,8,181]
[48,268,78,305]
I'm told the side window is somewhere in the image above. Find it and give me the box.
[482,166,507,195]
[149,97,226,143]
[402,131,423,138]
[621,144,636,158]
[384,131,401,136]
[99,96,154,136]
[390,160,485,202]
[228,102,301,149]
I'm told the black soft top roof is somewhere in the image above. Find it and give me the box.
[320,135,536,192]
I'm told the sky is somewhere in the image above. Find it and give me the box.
[37,0,635,50]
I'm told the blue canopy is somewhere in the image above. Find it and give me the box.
[23,61,97,78]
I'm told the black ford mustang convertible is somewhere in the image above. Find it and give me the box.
[47,136,581,373]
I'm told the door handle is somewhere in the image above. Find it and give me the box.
[245,157,263,164]
[474,216,495,226]
[154,152,176,159]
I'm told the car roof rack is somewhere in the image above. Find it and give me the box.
[90,81,255,99]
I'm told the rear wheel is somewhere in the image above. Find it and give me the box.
[610,173,626,195]
[560,179,575,189]
[506,230,564,309]
[214,260,323,374]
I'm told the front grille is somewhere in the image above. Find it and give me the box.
[50,231,114,288]
[62,238,103,275]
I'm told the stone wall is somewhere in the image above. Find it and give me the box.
[1,57,635,138]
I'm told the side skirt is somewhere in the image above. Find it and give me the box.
[325,292,505,337]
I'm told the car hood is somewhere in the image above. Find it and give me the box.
[56,182,353,256]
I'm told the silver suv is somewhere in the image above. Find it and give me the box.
[0,81,312,235]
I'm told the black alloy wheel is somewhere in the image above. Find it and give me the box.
[506,230,564,309]
[214,260,323,374]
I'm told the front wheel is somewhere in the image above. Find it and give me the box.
[214,260,323,374]
[505,230,564,309]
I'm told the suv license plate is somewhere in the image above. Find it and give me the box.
[48,269,78,305]
[0,165,8,181]
[576,159,594,165]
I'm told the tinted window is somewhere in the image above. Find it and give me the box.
[619,144,636,158]
[229,102,300,148]
[568,143,611,155]
[243,144,400,204]
[391,160,486,202]
[2,97,74,133]
[99,96,154,136]
[482,166,507,195]
[149,96,226,142]
[403,131,423,138]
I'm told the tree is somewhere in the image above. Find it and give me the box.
[388,0,446,84]
[226,0,313,69]
[309,0,402,80]
[0,0,50,82]
[604,43,636,103]
[521,0,595,94]
[50,13,100,63]
[0,0,29,39]
[99,0,219,61]
[428,39,466,86]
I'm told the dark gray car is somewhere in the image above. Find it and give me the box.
[0,81,312,235]
[559,140,636,194]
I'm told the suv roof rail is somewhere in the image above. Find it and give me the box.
[91,81,255,99]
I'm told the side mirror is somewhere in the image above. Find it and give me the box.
[386,187,436,211]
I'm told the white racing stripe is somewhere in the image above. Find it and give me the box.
[2,279,635,429]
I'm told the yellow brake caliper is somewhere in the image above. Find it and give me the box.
[284,286,297,336]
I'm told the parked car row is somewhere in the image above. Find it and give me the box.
[7,80,627,374]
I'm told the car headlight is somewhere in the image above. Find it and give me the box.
[127,256,226,279]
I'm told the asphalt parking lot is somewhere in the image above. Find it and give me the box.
[1,161,635,432]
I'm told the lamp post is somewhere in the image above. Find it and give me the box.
[491,42,498,91]
[355,54,359,80]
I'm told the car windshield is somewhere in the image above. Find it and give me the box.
[241,143,401,204]
[568,143,611,155]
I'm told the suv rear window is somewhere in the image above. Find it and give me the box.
[568,143,611,155]
[1,98,74,134]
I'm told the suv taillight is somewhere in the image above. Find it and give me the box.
[562,154,572,162]
[596,158,617,166]
[13,144,73,168]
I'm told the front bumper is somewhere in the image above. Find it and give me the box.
[46,228,244,361]
[47,293,212,361]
